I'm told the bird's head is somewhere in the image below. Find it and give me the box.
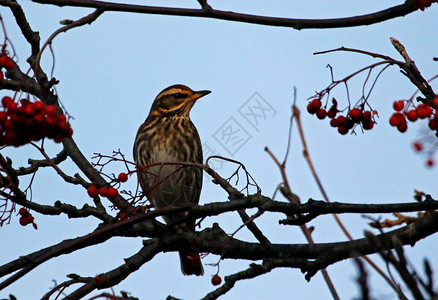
[148,84,211,118]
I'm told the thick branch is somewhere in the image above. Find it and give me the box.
[1,204,437,291]
[31,0,418,30]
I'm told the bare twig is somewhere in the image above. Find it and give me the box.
[265,89,339,299]
[31,9,103,80]
[293,104,404,295]
[202,163,272,249]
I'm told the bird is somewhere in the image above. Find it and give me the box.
[133,84,210,276]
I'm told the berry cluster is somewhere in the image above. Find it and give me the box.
[389,99,438,134]
[18,207,37,229]
[87,185,119,200]
[0,53,14,80]
[86,172,131,200]
[0,96,73,147]
[307,98,375,135]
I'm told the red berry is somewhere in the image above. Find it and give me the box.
[19,217,28,226]
[33,101,45,112]
[417,108,428,119]
[4,130,18,145]
[0,55,14,70]
[58,114,67,122]
[389,116,399,127]
[433,97,438,109]
[397,122,408,133]
[107,187,119,200]
[66,127,73,137]
[306,103,315,114]
[1,96,13,108]
[7,102,17,112]
[336,115,346,126]
[349,108,362,121]
[19,214,34,226]
[24,105,34,116]
[118,172,128,182]
[5,119,13,129]
[46,116,57,127]
[393,100,404,111]
[87,185,99,198]
[99,187,108,197]
[329,119,338,127]
[337,126,349,135]
[426,158,434,167]
[416,104,432,119]
[53,134,64,143]
[413,142,423,152]
[406,110,418,122]
[33,113,44,124]
[58,120,70,132]
[362,120,374,130]
[45,105,57,117]
[4,57,14,70]
[211,275,222,286]
[327,108,337,119]
[316,108,327,120]
[311,99,322,109]
[389,112,405,127]
[307,99,322,114]
[19,207,29,216]
[362,111,372,121]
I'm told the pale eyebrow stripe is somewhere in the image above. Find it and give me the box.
[157,88,186,98]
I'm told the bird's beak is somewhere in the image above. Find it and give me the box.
[192,90,211,101]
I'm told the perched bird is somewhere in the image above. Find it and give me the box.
[133,84,210,276]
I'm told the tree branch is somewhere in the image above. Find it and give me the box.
[0,0,40,57]
[31,0,419,30]
[15,150,67,176]
[61,239,160,299]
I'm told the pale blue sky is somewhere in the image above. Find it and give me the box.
[1,1,438,299]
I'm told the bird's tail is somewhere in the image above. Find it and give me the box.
[179,250,204,276]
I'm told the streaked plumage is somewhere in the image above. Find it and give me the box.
[133,84,210,276]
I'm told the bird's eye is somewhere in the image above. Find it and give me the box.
[172,93,188,99]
